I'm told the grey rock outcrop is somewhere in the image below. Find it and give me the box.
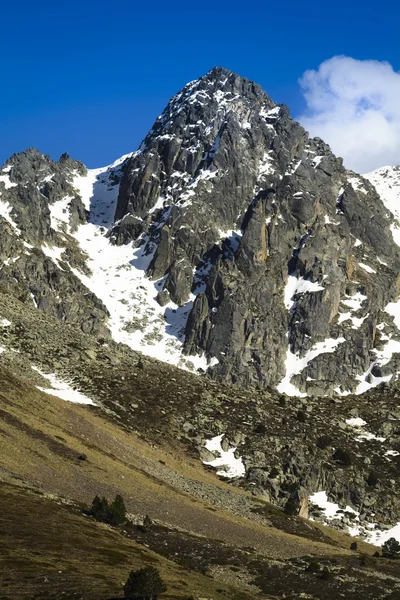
[111,67,400,394]
[2,68,400,395]
[0,149,109,336]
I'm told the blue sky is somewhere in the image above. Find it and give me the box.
[1,0,399,170]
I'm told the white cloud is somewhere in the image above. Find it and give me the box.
[298,56,400,174]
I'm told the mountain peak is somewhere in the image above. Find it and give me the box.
[3,68,400,403]
[204,65,237,80]
[114,68,277,224]
[110,68,400,400]
[2,146,45,167]
[192,65,271,102]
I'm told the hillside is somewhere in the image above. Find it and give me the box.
[1,66,400,599]
[1,359,400,600]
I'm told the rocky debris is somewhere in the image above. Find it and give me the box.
[68,195,88,232]
[156,289,170,307]
[190,381,400,541]
[109,214,145,246]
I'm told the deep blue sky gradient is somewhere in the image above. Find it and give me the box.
[1,0,399,167]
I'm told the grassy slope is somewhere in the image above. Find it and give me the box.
[2,366,400,599]
[0,366,351,558]
[0,482,251,600]
[1,291,400,598]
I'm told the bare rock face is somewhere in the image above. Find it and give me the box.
[2,69,400,395]
[112,67,400,394]
[0,149,109,337]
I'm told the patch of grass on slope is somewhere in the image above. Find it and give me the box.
[0,482,252,600]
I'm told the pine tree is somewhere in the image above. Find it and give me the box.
[124,566,167,599]
[91,495,102,515]
[382,537,400,559]
[284,499,298,516]
[107,494,126,525]
[91,495,109,521]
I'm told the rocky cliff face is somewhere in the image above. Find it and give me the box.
[0,149,110,336]
[111,67,400,396]
[2,67,400,397]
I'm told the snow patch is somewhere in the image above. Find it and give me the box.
[368,523,400,546]
[356,431,386,442]
[0,173,17,190]
[345,417,367,427]
[359,262,376,274]
[67,160,217,373]
[41,243,65,267]
[341,292,367,311]
[50,196,73,231]
[324,215,340,225]
[364,166,400,249]
[30,293,38,308]
[338,311,369,329]
[348,176,368,194]
[202,435,245,478]
[364,166,400,220]
[312,156,323,169]
[218,229,242,254]
[258,151,276,177]
[277,337,345,397]
[284,275,324,311]
[345,417,386,441]
[310,491,358,520]
[260,106,281,120]
[385,299,400,329]
[32,366,95,405]
[0,201,21,234]
[311,490,400,545]
[355,370,392,395]
[286,160,302,176]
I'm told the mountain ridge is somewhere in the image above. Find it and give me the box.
[2,67,400,396]
[109,67,400,395]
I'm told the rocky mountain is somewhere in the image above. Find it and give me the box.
[3,67,400,398]
[2,67,400,564]
[112,66,400,396]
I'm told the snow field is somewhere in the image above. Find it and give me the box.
[310,490,400,546]
[43,158,218,373]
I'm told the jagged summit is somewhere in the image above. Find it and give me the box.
[108,67,400,395]
[141,66,277,153]
[205,65,235,77]
[2,68,400,397]
[1,147,86,189]
[113,66,278,223]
